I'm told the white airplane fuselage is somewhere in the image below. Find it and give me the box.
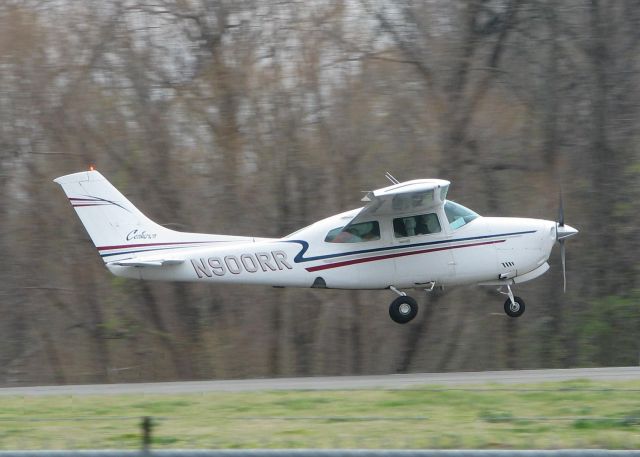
[108,211,558,291]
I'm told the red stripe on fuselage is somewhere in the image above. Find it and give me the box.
[305,239,505,272]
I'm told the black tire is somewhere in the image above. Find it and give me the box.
[389,296,418,324]
[504,296,525,317]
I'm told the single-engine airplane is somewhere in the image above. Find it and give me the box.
[55,170,578,324]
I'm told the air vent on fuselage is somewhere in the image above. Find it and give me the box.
[501,261,515,268]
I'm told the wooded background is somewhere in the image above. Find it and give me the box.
[0,0,638,386]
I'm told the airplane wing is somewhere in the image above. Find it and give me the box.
[344,179,451,229]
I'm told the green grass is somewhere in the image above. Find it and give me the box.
[0,380,639,449]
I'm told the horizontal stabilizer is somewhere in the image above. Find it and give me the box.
[109,259,184,267]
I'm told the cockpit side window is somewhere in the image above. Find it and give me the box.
[444,200,479,230]
[325,221,381,243]
[393,213,441,238]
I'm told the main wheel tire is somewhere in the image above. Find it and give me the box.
[389,296,418,324]
[504,296,525,317]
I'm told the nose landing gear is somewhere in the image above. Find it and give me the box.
[499,284,525,317]
[388,286,418,324]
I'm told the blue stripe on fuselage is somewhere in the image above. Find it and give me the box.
[285,230,536,264]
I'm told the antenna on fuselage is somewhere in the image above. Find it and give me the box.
[384,172,400,185]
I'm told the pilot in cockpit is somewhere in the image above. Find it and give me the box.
[416,213,441,235]
[394,213,441,238]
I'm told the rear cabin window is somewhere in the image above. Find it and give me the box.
[325,221,381,243]
[393,213,441,238]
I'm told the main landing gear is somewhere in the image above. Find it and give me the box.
[499,284,525,317]
[387,284,526,323]
[388,286,418,324]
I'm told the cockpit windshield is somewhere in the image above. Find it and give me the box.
[444,200,479,230]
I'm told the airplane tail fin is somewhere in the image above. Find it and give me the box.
[54,170,249,263]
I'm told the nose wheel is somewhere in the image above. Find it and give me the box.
[499,284,525,317]
[503,296,525,317]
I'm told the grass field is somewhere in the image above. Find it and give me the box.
[1,380,640,449]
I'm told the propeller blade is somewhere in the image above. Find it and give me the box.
[556,186,576,292]
[560,239,566,293]
[557,189,565,228]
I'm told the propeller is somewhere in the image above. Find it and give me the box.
[555,190,578,292]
